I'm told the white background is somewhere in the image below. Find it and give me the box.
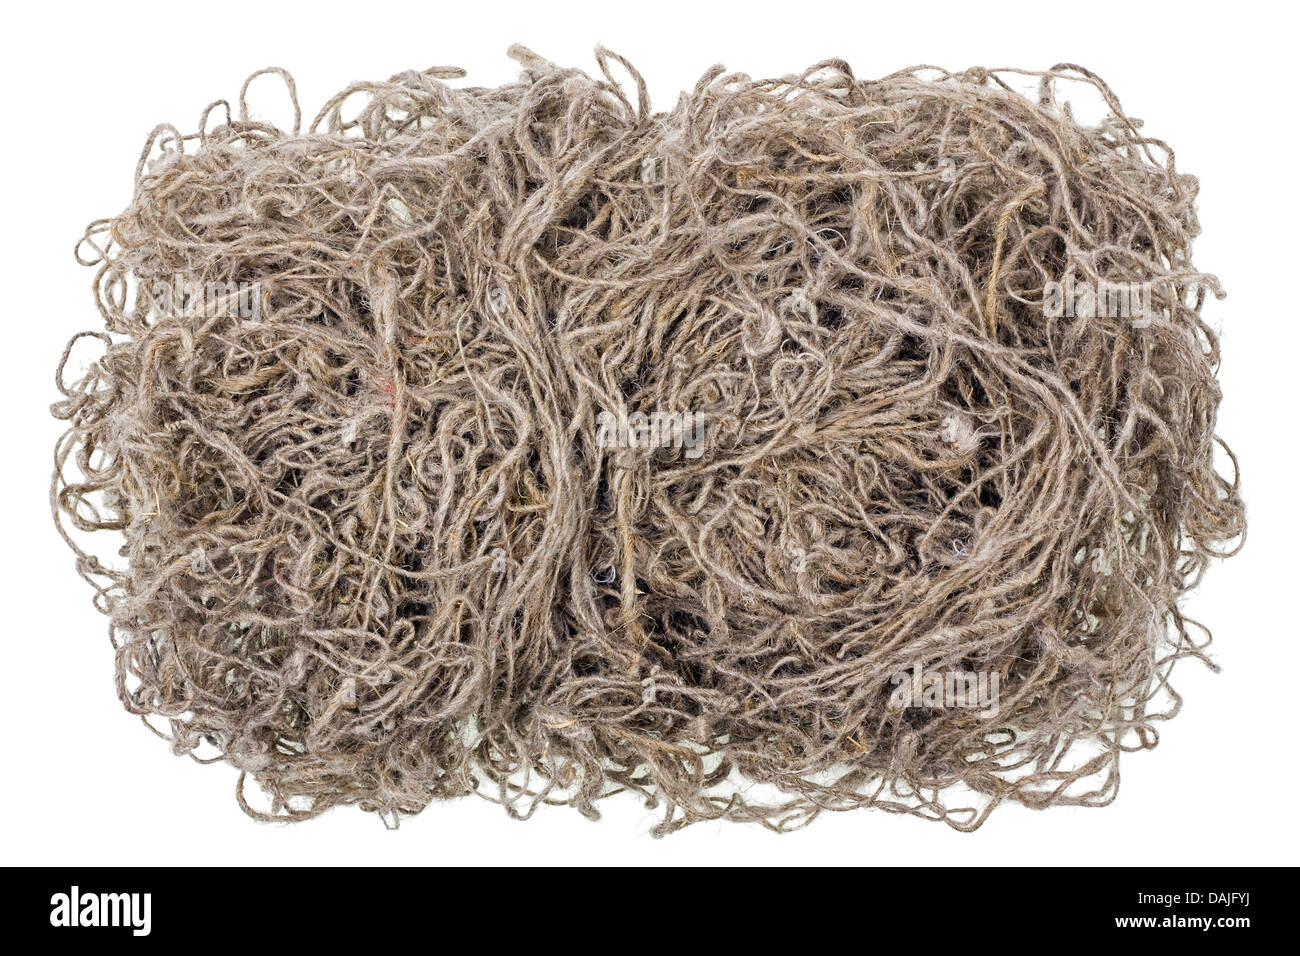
[2,0,1295,866]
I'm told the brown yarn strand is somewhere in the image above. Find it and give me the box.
[51,49,1245,834]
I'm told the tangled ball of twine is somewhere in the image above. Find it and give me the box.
[53,48,1245,832]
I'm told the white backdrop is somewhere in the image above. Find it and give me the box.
[3,0,1292,866]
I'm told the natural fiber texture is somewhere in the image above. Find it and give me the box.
[53,48,1245,833]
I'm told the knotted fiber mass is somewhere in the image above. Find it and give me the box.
[52,48,1245,832]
